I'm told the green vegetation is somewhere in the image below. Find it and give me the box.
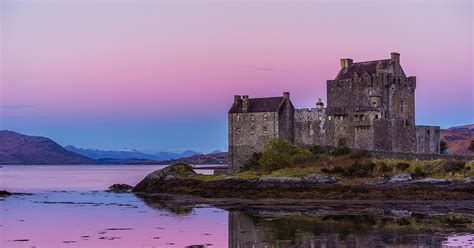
[258,139,312,172]
[168,163,196,177]
[232,139,474,182]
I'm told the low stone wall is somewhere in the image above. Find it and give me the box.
[306,145,473,161]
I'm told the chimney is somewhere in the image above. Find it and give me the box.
[283,92,290,99]
[233,95,241,104]
[391,52,400,76]
[242,95,249,112]
[340,58,353,69]
[316,98,324,110]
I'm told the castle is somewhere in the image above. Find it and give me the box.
[228,52,440,171]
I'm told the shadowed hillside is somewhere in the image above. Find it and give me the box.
[441,124,474,155]
[0,131,94,165]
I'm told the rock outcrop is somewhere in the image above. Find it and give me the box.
[388,173,412,183]
[108,184,133,193]
[133,163,196,192]
[302,174,337,184]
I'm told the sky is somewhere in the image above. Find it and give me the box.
[0,0,473,152]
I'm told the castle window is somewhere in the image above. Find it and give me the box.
[263,114,268,120]
[307,116,312,121]
[263,126,267,133]
[236,115,240,121]
[250,127,255,134]
[250,115,255,121]
[318,116,322,121]
[426,129,430,134]
[375,115,379,119]
[235,128,240,134]
[328,116,332,120]
[401,100,404,113]
[340,116,344,121]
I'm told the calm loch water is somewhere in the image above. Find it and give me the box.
[1,165,473,247]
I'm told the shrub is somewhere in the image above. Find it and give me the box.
[348,149,370,159]
[443,160,466,176]
[329,146,350,156]
[258,139,311,172]
[311,145,326,155]
[168,163,195,177]
[395,162,410,171]
[412,166,426,178]
[343,161,376,177]
[242,152,262,171]
[377,162,392,174]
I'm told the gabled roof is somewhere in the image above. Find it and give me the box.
[229,96,285,113]
[336,59,406,80]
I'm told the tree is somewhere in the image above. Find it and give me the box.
[440,140,448,154]
[469,140,474,154]
[258,139,311,172]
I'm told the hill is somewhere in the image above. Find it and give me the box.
[440,124,474,155]
[65,146,159,160]
[0,131,94,165]
[133,152,228,165]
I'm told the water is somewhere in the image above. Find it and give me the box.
[1,165,474,247]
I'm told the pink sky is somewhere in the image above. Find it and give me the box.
[0,0,473,150]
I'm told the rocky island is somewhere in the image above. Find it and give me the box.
[133,140,474,202]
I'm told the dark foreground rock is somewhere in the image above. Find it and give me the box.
[0,190,12,196]
[108,184,133,193]
[134,163,196,192]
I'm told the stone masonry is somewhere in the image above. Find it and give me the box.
[228,52,440,171]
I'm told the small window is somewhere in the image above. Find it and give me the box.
[250,115,255,121]
[318,116,322,121]
[263,126,267,133]
[235,128,240,133]
[250,127,255,134]
[401,100,404,113]
[328,116,332,120]
[236,115,240,121]
[340,116,344,121]
[372,102,377,106]
[263,114,267,120]
[375,115,379,119]
[426,129,430,134]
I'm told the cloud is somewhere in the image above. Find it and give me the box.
[1,104,38,109]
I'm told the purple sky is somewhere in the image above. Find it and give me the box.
[1,0,473,152]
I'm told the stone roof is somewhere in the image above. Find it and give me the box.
[336,59,405,80]
[229,97,285,113]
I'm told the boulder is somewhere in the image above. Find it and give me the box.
[258,176,302,183]
[0,190,12,196]
[388,173,412,183]
[108,184,133,193]
[415,178,453,185]
[133,163,196,192]
[465,176,474,184]
[302,174,337,184]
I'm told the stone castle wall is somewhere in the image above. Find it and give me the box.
[228,111,278,171]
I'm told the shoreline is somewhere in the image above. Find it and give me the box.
[132,177,474,201]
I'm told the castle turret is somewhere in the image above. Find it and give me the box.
[316,98,324,110]
[391,52,400,76]
[242,95,249,112]
[369,89,382,107]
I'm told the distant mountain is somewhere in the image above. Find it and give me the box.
[0,131,94,165]
[65,146,158,160]
[134,152,228,165]
[441,124,474,155]
[154,150,202,160]
[209,149,223,154]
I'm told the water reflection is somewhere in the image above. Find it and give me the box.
[229,210,473,247]
[137,195,474,247]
